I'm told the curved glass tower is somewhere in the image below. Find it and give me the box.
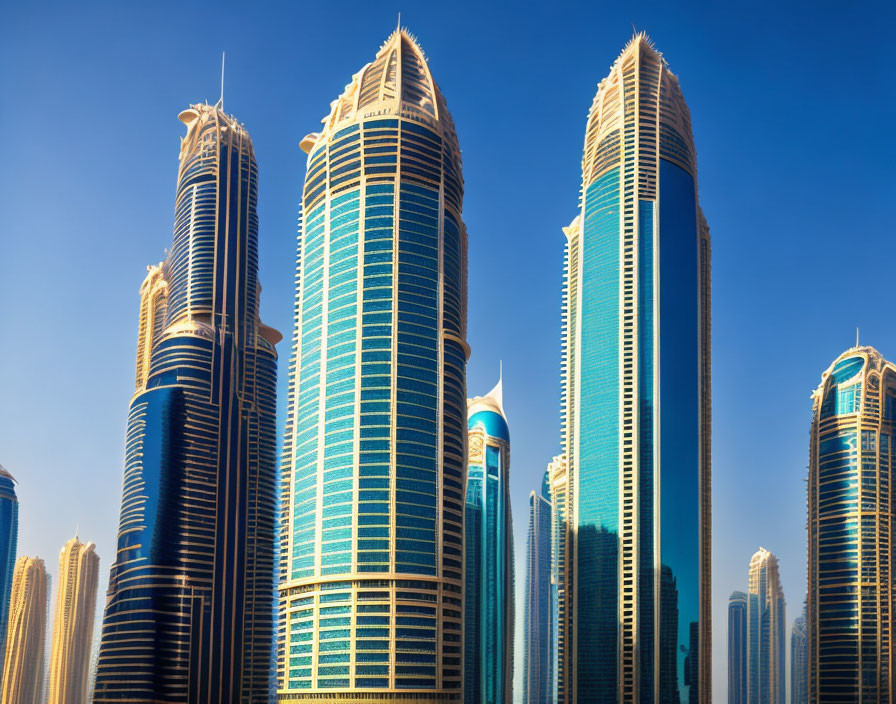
[278,28,468,701]
[94,104,280,703]
[560,34,711,703]
[0,466,18,686]
[464,379,514,704]
[809,346,896,701]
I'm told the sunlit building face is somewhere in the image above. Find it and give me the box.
[278,28,468,701]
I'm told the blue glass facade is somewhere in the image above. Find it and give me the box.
[0,467,17,687]
[563,35,710,703]
[524,470,553,704]
[278,30,467,701]
[464,387,513,704]
[809,348,896,701]
[94,104,279,703]
[728,592,747,704]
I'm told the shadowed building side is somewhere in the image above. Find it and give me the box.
[277,27,468,702]
[1,556,49,704]
[93,103,280,703]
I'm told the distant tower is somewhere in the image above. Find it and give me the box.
[790,602,807,704]
[547,455,568,704]
[809,346,896,701]
[559,33,711,703]
[277,27,468,702]
[0,467,18,686]
[524,469,553,704]
[94,103,280,703]
[47,537,99,704]
[747,548,785,704]
[465,378,514,704]
[0,556,49,704]
[728,591,747,704]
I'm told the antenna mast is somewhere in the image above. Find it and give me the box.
[219,51,225,109]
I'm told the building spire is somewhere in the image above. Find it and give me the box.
[856,327,860,348]
[217,51,225,110]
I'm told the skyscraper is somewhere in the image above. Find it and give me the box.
[791,602,807,704]
[1,556,48,704]
[808,346,896,701]
[0,467,18,686]
[728,592,747,704]
[547,454,568,704]
[278,28,467,701]
[558,34,711,703]
[465,380,514,704]
[94,103,280,703]
[524,469,553,704]
[47,537,99,704]
[747,548,785,704]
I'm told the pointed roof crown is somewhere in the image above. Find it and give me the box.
[581,33,696,189]
[468,373,509,441]
[304,28,457,154]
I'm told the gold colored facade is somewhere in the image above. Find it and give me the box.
[809,346,896,702]
[47,538,99,704]
[1,556,49,704]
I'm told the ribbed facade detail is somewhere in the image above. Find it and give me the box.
[0,467,18,690]
[524,469,553,704]
[559,34,711,703]
[94,104,280,703]
[464,381,514,704]
[278,28,467,702]
[47,538,99,704]
[1,556,49,704]
[747,548,785,704]
[809,346,896,702]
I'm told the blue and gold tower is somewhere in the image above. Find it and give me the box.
[93,103,280,703]
[559,34,711,703]
[808,346,896,701]
[464,379,514,704]
[0,465,18,686]
[278,28,468,702]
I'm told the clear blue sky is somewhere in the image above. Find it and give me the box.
[1,0,894,699]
